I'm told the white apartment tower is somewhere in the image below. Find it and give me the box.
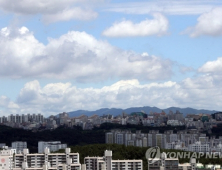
[84,150,143,170]
[156,134,166,149]
[0,148,14,170]
[104,150,112,170]
[115,133,124,145]
[6,113,44,123]
[105,133,113,144]
[188,141,209,153]
[14,147,81,170]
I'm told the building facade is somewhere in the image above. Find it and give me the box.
[84,150,143,170]
[11,141,27,154]
[14,147,81,170]
[38,141,67,153]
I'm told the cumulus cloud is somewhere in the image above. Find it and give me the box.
[0,26,172,82]
[183,7,222,37]
[0,74,222,116]
[2,56,222,116]
[0,80,180,116]
[0,0,99,22]
[198,57,222,74]
[102,13,169,37]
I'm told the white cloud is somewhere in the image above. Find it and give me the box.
[0,80,180,116]
[0,27,45,78]
[183,7,222,37]
[0,26,172,81]
[43,7,98,23]
[0,0,100,22]
[102,13,168,37]
[198,57,222,73]
[0,73,222,116]
[105,0,222,15]
[2,55,222,116]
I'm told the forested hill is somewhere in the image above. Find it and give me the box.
[0,125,105,153]
[57,144,222,170]
[1,124,222,169]
[0,123,186,153]
[2,122,222,153]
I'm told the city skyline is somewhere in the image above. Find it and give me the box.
[0,0,222,116]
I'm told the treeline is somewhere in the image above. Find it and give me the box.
[0,123,185,153]
[57,144,222,170]
[0,125,105,153]
[211,123,222,137]
[1,124,222,167]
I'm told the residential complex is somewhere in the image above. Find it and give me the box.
[0,147,143,170]
[1,146,222,170]
[0,111,222,133]
[1,141,66,155]
[2,110,222,170]
[106,129,222,154]
[1,147,81,170]
[84,150,143,170]
[0,113,44,130]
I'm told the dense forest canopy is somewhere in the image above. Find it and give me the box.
[1,122,222,155]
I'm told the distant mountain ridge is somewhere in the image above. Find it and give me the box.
[67,106,219,118]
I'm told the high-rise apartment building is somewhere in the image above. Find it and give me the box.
[106,129,210,151]
[0,148,14,170]
[11,141,27,154]
[6,114,44,124]
[115,133,124,145]
[156,134,166,148]
[0,116,7,123]
[38,141,67,153]
[105,133,113,144]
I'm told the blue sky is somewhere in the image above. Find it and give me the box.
[0,0,222,116]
